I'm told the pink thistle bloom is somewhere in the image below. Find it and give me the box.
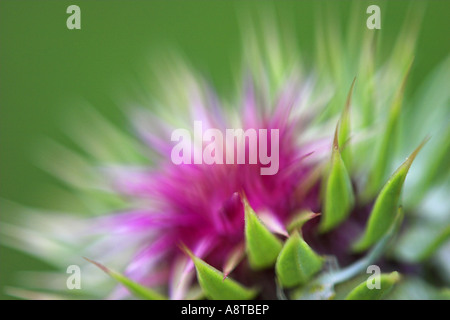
[93,73,331,299]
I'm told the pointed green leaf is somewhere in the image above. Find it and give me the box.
[243,196,283,269]
[275,231,324,288]
[345,271,401,300]
[287,210,320,233]
[338,78,355,146]
[354,139,428,252]
[84,257,166,300]
[366,60,413,196]
[182,246,257,300]
[338,77,356,167]
[319,123,354,233]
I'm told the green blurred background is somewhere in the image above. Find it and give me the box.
[0,0,449,299]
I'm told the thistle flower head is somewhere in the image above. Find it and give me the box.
[93,66,330,299]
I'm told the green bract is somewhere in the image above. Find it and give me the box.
[366,60,413,197]
[243,195,283,270]
[85,257,167,300]
[276,231,323,288]
[354,139,428,252]
[345,272,401,300]
[319,123,355,233]
[183,245,257,300]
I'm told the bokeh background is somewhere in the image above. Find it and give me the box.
[0,0,449,299]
